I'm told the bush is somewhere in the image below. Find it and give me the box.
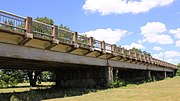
[176,68,180,76]
[0,70,20,88]
[109,79,126,88]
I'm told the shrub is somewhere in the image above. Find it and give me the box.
[109,79,126,88]
[176,68,180,76]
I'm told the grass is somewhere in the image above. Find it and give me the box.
[43,77,180,101]
[0,77,180,101]
[0,82,54,93]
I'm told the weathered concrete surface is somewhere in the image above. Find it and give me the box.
[108,60,174,72]
[0,43,107,67]
[55,67,107,88]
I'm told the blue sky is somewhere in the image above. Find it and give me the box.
[0,0,180,65]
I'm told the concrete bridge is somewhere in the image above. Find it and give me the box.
[0,10,178,87]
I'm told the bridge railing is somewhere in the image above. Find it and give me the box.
[130,50,136,59]
[116,47,124,56]
[124,49,129,57]
[32,20,53,40]
[0,10,177,69]
[58,28,73,45]
[105,43,112,53]
[93,40,102,51]
[78,34,89,48]
[0,10,25,34]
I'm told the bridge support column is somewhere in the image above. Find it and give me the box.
[173,69,177,76]
[148,70,151,79]
[28,71,41,87]
[106,66,113,86]
[55,70,62,88]
[164,71,167,78]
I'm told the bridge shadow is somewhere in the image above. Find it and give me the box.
[0,86,99,101]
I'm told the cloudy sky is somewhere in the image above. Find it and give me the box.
[1,0,179,64]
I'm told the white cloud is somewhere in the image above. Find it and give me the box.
[153,52,164,60]
[83,0,174,15]
[140,22,173,44]
[141,22,166,35]
[176,40,180,47]
[153,46,162,51]
[82,28,128,44]
[165,50,180,58]
[153,51,180,64]
[122,42,145,50]
[167,58,179,63]
[169,28,180,39]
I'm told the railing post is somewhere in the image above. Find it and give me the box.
[157,59,159,65]
[160,61,162,66]
[147,56,150,63]
[25,17,32,33]
[162,61,164,66]
[52,25,58,39]
[150,57,153,64]
[156,59,158,65]
[89,37,94,48]
[111,44,116,54]
[134,52,137,60]
[122,47,125,56]
[128,50,131,56]
[19,16,33,45]
[143,55,146,61]
[45,25,59,50]
[101,41,105,51]
[73,32,78,45]
[139,54,142,61]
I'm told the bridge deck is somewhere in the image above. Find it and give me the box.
[0,10,178,72]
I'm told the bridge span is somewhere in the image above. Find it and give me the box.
[0,10,178,87]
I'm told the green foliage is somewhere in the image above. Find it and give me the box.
[0,70,17,88]
[59,24,70,30]
[35,17,54,25]
[178,63,180,67]
[176,63,180,76]
[78,34,89,46]
[109,79,126,88]
[131,47,151,56]
[33,17,54,40]
[41,71,55,82]
[0,19,24,33]
[10,95,19,101]
[109,70,126,88]
[34,17,72,41]
[0,69,27,88]
[0,20,14,31]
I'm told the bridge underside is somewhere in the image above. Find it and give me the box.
[0,42,176,88]
[0,31,176,88]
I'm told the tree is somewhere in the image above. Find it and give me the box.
[176,63,180,76]
[35,17,54,25]
[59,24,70,30]
[0,69,26,88]
[41,71,55,82]
[131,47,151,56]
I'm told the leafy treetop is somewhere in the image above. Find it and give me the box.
[131,47,151,56]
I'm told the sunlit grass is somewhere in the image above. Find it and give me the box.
[0,82,54,93]
[0,77,180,101]
[44,77,180,101]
